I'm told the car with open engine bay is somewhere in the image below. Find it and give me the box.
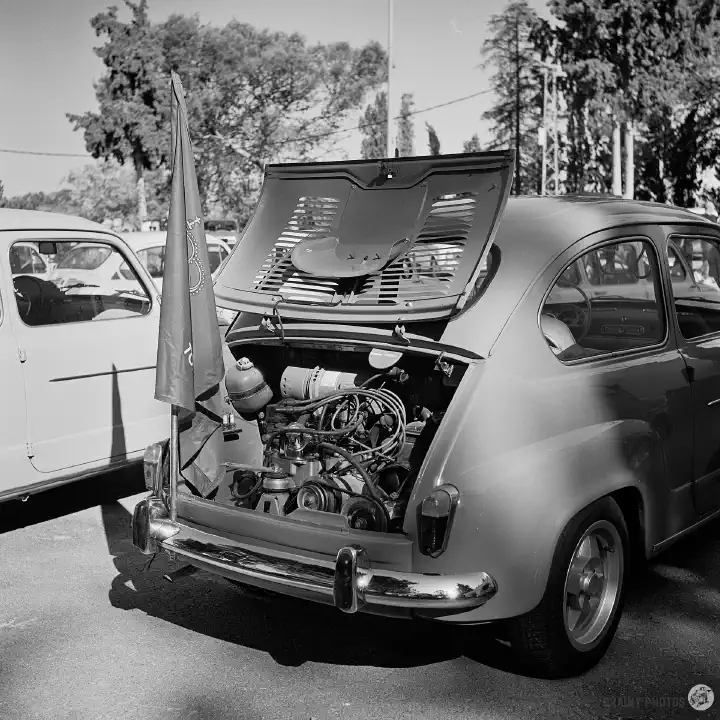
[132,152,720,678]
[0,209,169,502]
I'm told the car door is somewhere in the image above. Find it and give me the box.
[7,231,169,475]
[541,232,695,531]
[0,246,32,495]
[665,229,720,515]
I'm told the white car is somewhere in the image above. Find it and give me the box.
[9,241,51,281]
[0,209,169,502]
[50,231,236,326]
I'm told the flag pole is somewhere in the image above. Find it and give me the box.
[169,404,179,521]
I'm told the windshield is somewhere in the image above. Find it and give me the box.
[206,220,236,233]
[57,246,112,270]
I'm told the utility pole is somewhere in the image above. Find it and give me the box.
[539,62,564,195]
[514,13,521,194]
[386,0,395,158]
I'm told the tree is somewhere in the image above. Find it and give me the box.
[397,93,415,156]
[359,92,387,159]
[482,0,544,194]
[0,180,4,203]
[358,91,415,158]
[165,21,387,222]
[426,123,441,155]
[67,0,167,226]
[546,0,720,200]
[463,134,482,153]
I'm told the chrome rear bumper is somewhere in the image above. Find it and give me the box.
[132,496,498,614]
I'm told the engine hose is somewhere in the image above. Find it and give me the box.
[230,475,264,501]
[316,441,388,504]
[262,421,360,447]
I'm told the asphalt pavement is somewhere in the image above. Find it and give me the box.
[0,468,718,720]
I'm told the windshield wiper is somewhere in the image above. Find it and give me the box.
[62,283,100,290]
[113,288,146,298]
[674,295,720,303]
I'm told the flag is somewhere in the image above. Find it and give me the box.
[155,71,226,497]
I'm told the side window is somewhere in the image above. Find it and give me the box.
[669,235,720,340]
[667,244,687,281]
[207,246,223,274]
[541,239,665,361]
[11,240,151,327]
[136,246,165,279]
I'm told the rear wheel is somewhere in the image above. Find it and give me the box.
[507,496,628,678]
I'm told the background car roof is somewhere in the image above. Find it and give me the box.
[0,209,114,236]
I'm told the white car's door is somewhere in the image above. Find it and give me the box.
[7,231,168,474]
[0,254,32,495]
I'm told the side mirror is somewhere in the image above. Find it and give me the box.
[38,241,58,255]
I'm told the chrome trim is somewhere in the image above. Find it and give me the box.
[536,234,671,365]
[651,505,720,554]
[708,398,720,407]
[132,496,180,555]
[131,498,498,612]
[50,365,156,382]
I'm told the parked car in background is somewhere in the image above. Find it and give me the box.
[0,209,169,502]
[9,241,51,281]
[205,218,241,248]
[49,231,236,326]
[133,154,720,679]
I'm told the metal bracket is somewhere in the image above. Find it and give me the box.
[434,352,454,378]
[393,324,410,345]
[260,298,286,343]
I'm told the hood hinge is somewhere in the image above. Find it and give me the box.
[393,324,410,345]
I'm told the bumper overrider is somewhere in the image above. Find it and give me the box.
[132,495,498,614]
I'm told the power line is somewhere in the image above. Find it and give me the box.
[0,88,493,159]
[0,147,89,158]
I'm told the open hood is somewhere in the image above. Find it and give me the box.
[214,151,514,324]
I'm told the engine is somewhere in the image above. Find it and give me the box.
[225,359,445,533]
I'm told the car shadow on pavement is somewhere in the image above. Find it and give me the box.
[0,468,145,535]
[102,498,720,677]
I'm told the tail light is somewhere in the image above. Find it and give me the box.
[417,484,459,557]
[143,442,165,494]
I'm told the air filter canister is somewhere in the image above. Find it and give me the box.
[280,366,358,400]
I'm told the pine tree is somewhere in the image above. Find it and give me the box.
[397,93,415,156]
[463,134,482,153]
[426,123,441,155]
[481,0,544,194]
[359,92,415,158]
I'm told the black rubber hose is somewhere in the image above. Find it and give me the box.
[316,441,388,505]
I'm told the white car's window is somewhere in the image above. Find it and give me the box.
[10,244,47,275]
[11,240,151,327]
[542,239,665,361]
[668,234,720,340]
[134,246,165,279]
[208,245,225,274]
[56,245,112,270]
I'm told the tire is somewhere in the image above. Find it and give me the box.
[506,496,628,678]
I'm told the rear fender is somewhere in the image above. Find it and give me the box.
[409,419,665,623]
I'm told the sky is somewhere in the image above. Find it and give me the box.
[0,0,550,197]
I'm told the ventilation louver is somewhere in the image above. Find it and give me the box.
[252,192,477,305]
